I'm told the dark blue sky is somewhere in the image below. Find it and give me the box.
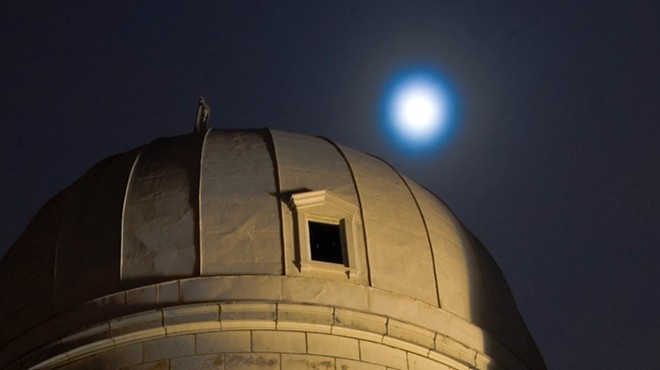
[1,2,658,369]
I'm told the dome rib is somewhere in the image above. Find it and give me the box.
[119,150,141,283]
[197,129,211,275]
[408,180,489,321]
[389,166,443,308]
[339,146,438,305]
[264,128,287,275]
[50,178,76,307]
[318,137,373,286]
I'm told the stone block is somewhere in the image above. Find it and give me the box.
[335,358,385,370]
[64,338,115,364]
[165,321,220,335]
[410,300,448,335]
[120,360,168,370]
[110,310,163,338]
[475,352,504,370]
[252,330,306,353]
[282,354,335,370]
[432,334,477,367]
[278,303,333,325]
[307,333,359,360]
[113,328,166,347]
[419,303,484,353]
[157,281,180,304]
[281,278,369,312]
[196,331,251,354]
[334,309,386,335]
[57,356,94,370]
[163,304,219,325]
[62,292,126,335]
[359,341,407,370]
[425,350,467,370]
[93,343,142,370]
[225,353,280,370]
[221,303,276,329]
[407,353,450,370]
[366,290,419,326]
[165,321,221,335]
[386,319,435,348]
[381,336,427,357]
[126,285,158,307]
[278,321,332,334]
[60,323,111,353]
[476,335,525,370]
[181,276,282,302]
[143,335,194,362]
[277,304,333,333]
[331,326,383,343]
[171,354,224,370]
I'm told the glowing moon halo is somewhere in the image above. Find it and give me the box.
[393,80,447,139]
[381,68,454,152]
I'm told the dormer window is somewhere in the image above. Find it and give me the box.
[288,190,360,280]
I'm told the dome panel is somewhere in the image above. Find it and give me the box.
[200,130,281,275]
[404,177,485,321]
[122,135,202,286]
[271,130,356,199]
[0,186,71,344]
[54,151,136,307]
[340,146,439,306]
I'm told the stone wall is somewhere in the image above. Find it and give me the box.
[2,277,528,370]
[54,327,461,370]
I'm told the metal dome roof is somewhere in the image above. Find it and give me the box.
[0,129,544,369]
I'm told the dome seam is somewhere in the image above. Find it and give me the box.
[265,128,287,276]
[119,149,142,285]
[197,128,212,276]
[50,181,77,314]
[318,137,372,287]
[376,158,443,309]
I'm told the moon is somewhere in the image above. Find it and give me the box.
[381,67,454,153]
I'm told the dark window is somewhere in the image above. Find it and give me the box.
[308,221,343,264]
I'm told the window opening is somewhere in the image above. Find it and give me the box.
[308,221,343,264]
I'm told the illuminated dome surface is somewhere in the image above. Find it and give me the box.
[0,129,545,370]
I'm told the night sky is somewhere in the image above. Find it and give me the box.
[1,2,659,369]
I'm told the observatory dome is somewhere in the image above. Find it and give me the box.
[0,129,545,370]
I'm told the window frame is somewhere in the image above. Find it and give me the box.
[288,190,359,280]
